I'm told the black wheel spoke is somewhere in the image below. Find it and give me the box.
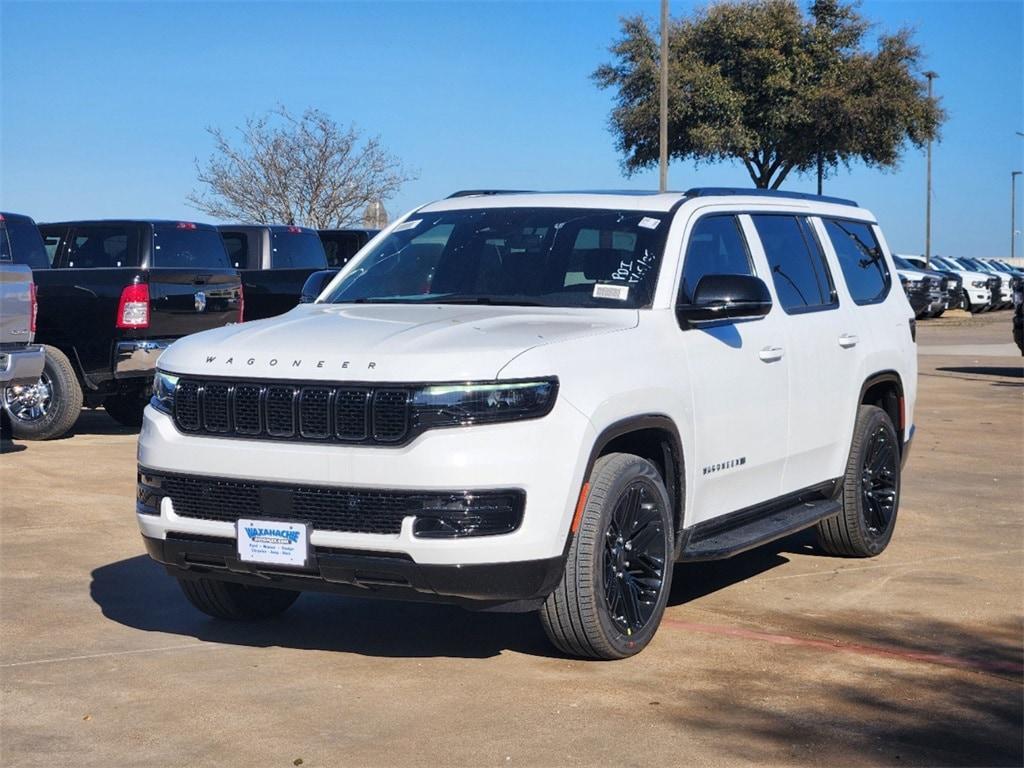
[860,425,898,535]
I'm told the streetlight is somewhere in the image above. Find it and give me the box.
[923,71,938,267]
[1013,171,1022,260]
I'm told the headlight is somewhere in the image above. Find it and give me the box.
[151,370,179,415]
[410,379,557,429]
[971,280,988,288]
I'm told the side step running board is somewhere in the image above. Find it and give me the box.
[681,497,842,562]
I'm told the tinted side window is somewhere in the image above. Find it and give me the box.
[823,219,889,304]
[152,225,231,269]
[680,215,752,302]
[67,226,140,268]
[270,231,328,269]
[221,231,249,269]
[0,226,11,262]
[5,219,49,269]
[321,232,363,268]
[752,215,835,312]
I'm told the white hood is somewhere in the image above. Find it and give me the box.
[158,303,638,381]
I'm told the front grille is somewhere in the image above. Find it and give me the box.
[174,379,411,445]
[153,472,524,537]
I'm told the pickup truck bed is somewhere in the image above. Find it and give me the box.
[0,214,45,392]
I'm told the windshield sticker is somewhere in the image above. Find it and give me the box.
[393,219,421,232]
[593,283,630,301]
[638,216,661,230]
[610,250,658,284]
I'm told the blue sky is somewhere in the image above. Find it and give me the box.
[2,0,1021,257]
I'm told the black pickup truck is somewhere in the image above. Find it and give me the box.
[217,224,328,321]
[318,228,378,268]
[7,220,243,439]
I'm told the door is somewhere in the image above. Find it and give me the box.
[748,214,862,493]
[679,213,790,525]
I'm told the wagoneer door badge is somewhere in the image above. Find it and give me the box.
[702,456,747,476]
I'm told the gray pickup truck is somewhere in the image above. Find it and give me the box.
[0,214,45,406]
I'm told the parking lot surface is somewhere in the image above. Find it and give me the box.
[1,311,1021,768]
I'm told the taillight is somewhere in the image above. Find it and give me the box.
[237,284,245,323]
[29,282,38,333]
[116,282,150,329]
[176,221,197,230]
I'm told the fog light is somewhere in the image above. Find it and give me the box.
[412,492,524,538]
[136,471,163,516]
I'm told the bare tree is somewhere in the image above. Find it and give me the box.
[187,106,416,227]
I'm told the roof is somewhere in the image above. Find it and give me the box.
[38,219,219,229]
[425,187,861,213]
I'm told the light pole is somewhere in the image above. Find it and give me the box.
[923,71,938,267]
[658,0,669,192]
[1013,171,1022,260]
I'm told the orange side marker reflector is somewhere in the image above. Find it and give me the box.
[571,482,591,534]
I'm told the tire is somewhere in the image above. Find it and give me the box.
[1,345,82,440]
[177,577,299,620]
[540,453,674,660]
[103,390,148,427]
[817,405,900,557]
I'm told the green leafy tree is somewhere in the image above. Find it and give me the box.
[594,0,946,190]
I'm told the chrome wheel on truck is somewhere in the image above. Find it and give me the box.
[1,345,82,440]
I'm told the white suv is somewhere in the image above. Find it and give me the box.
[137,189,917,659]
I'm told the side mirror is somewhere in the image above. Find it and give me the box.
[676,274,772,326]
[300,269,339,303]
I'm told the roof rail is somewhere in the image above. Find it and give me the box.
[684,187,858,207]
[447,189,533,198]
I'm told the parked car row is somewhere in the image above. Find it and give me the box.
[1,212,377,440]
[893,253,1024,318]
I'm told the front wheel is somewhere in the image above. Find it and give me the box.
[817,405,900,557]
[540,453,674,659]
[1,345,82,440]
[104,390,148,427]
[177,577,300,620]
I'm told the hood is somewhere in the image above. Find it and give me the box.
[158,303,638,381]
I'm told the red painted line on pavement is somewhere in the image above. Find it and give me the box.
[661,619,1024,676]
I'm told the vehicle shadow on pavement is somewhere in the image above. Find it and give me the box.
[936,365,1023,378]
[67,408,139,437]
[655,614,1023,767]
[90,555,553,659]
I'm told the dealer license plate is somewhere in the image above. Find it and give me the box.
[236,519,309,567]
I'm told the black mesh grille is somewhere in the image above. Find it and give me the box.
[335,388,371,441]
[175,381,201,431]
[153,472,523,537]
[172,378,413,446]
[233,385,262,435]
[265,386,297,437]
[299,387,332,439]
[202,383,231,433]
[373,389,409,442]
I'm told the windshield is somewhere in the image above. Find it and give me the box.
[271,230,328,269]
[323,207,671,309]
[892,255,916,270]
[152,225,231,269]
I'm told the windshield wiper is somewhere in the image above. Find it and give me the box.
[429,295,550,307]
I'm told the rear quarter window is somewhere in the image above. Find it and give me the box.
[271,230,328,269]
[67,225,140,268]
[823,219,890,304]
[152,225,231,269]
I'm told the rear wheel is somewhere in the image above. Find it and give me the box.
[817,405,900,557]
[177,577,300,620]
[540,453,673,659]
[1,345,82,440]
[103,390,148,427]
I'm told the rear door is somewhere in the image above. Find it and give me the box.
[749,214,865,493]
[147,223,242,337]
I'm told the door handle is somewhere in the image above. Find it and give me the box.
[758,346,784,362]
[838,333,860,348]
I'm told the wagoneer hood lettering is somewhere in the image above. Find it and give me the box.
[158,303,638,380]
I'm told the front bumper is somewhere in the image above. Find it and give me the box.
[142,533,563,607]
[115,339,173,378]
[0,344,45,386]
[137,398,595,566]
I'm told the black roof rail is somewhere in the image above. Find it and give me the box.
[447,189,533,198]
[684,187,858,207]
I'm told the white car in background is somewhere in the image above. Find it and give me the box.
[930,256,996,313]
